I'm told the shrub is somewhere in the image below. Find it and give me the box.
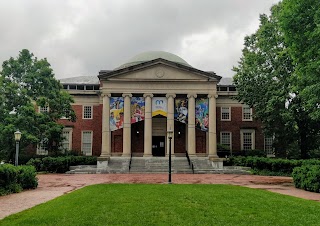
[0,164,38,196]
[226,156,320,176]
[292,165,320,193]
[26,156,97,173]
[17,165,38,189]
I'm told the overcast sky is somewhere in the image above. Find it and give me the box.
[0,0,280,79]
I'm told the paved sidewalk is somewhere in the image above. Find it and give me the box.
[1,174,320,220]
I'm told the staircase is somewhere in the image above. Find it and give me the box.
[129,157,193,173]
[66,157,251,174]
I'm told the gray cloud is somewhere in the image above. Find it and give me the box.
[0,0,280,79]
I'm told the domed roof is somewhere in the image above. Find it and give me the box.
[116,51,191,69]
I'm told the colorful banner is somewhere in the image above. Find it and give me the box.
[195,98,209,132]
[110,97,124,131]
[152,97,167,117]
[131,97,145,124]
[174,98,188,124]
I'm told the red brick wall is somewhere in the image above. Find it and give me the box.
[216,107,264,153]
[59,104,102,156]
[57,104,265,157]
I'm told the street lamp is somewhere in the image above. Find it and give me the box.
[14,130,22,166]
[167,128,173,184]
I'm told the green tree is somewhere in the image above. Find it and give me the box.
[279,0,320,120]
[0,49,76,161]
[233,3,320,158]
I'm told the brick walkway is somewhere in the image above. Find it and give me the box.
[1,173,320,220]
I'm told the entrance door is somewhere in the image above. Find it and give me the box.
[152,136,165,156]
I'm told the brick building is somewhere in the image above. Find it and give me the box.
[49,51,273,169]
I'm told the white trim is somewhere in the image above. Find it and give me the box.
[242,106,252,121]
[62,128,73,151]
[240,129,255,150]
[82,105,93,119]
[81,130,93,156]
[38,106,49,113]
[264,136,275,157]
[220,131,232,151]
[221,107,231,121]
[36,139,48,155]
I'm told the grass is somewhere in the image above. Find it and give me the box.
[1,184,320,226]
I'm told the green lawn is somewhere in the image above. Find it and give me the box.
[1,184,320,226]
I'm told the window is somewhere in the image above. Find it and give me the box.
[241,130,255,151]
[83,106,93,119]
[37,139,48,155]
[221,107,231,121]
[242,106,252,121]
[39,106,49,113]
[220,132,232,150]
[61,128,73,151]
[264,136,274,156]
[82,131,92,156]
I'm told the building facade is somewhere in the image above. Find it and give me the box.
[55,51,271,162]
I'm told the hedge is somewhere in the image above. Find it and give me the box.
[26,156,97,173]
[226,156,320,176]
[292,165,320,193]
[0,164,38,196]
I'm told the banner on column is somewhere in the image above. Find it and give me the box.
[110,97,124,131]
[152,97,167,117]
[174,98,188,124]
[131,97,145,124]
[195,98,209,132]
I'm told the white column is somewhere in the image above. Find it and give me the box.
[166,93,176,155]
[100,93,111,158]
[143,93,153,157]
[187,94,197,156]
[208,94,218,158]
[122,93,132,157]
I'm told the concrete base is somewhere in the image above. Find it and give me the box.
[209,157,223,169]
[97,160,109,169]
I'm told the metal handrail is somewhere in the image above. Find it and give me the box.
[185,150,195,174]
[129,152,133,172]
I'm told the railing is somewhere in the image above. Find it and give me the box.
[129,152,133,172]
[185,150,195,174]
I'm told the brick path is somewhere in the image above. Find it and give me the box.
[1,173,320,220]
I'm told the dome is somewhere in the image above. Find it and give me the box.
[116,51,191,69]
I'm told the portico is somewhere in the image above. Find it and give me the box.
[98,51,221,161]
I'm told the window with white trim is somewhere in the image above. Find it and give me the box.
[82,131,92,156]
[39,106,49,113]
[37,138,48,155]
[264,136,274,156]
[242,106,252,121]
[221,107,231,121]
[220,132,232,150]
[83,106,93,119]
[241,130,255,151]
[61,128,73,151]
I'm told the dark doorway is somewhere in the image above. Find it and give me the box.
[152,136,165,156]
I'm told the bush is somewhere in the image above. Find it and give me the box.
[226,156,320,176]
[17,165,38,189]
[0,164,38,196]
[26,156,97,173]
[292,165,320,193]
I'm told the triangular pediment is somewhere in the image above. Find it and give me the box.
[99,59,220,82]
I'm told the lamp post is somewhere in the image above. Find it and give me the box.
[167,128,173,184]
[14,130,22,166]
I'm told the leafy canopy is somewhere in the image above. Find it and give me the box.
[0,49,76,161]
[233,3,320,158]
